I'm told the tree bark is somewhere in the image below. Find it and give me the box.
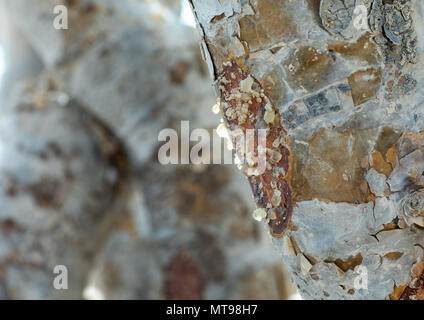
[190,0,424,299]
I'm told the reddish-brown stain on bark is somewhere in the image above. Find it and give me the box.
[399,262,424,300]
[165,250,206,300]
[217,61,293,237]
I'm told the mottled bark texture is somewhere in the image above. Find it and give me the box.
[0,0,294,299]
[190,0,424,299]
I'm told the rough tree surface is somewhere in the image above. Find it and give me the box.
[190,0,424,299]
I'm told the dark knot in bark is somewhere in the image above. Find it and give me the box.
[403,190,424,218]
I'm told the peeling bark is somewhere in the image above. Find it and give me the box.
[190,0,424,299]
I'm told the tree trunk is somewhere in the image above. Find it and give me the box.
[190,0,424,299]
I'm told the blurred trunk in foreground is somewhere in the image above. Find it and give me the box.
[190,0,424,299]
[0,0,295,299]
